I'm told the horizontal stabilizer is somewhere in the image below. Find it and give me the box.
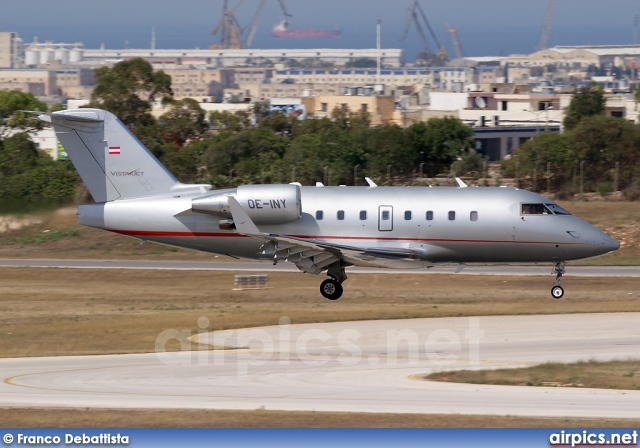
[37,110,103,123]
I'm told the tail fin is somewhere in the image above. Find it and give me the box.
[40,108,181,202]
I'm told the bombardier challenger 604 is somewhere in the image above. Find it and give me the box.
[39,109,619,300]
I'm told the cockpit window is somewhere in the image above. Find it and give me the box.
[521,203,552,215]
[545,203,572,215]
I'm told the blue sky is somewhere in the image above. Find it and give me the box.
[2,0,639,58]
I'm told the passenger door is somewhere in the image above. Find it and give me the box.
[378,205,393,231]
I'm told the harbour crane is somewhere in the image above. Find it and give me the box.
[277,0,292,21]
[244,0,268,48]
[400,1,448,62]
[445,22,463,59]
[537,0,557,51]
[209,0,270,50]
[209,0,243,49]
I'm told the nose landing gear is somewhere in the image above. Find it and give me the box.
[551,262,565,299]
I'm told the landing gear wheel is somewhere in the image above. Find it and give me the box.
[320,279,343,300]
[551,262,566,300]
[551,285,564,299]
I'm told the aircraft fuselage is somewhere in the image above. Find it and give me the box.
[78,185,618,269]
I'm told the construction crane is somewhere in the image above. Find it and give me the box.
[244,0,267,48]
[277,0,292,21]
[400,1,448,62]
[209,0,271,50]
[445,22,463,59]
[537,0,557,51]
[209,0,243,49]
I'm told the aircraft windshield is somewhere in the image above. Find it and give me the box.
[545,203,572,215]
[521,203,572,215]
[521,203,552,215]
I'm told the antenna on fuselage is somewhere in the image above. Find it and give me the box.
[365,177,377,188]
[455,177,468,188]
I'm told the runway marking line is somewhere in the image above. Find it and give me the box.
[2,364,166,395]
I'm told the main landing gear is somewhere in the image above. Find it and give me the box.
[551,262,565,299]
[319,262,347,300]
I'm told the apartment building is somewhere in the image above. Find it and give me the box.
[163,67,235,101]
[0,32,22,69]
[298,94,398,126]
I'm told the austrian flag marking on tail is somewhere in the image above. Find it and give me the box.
[108,146,121,155]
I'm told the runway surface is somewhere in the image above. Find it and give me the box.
[2,313,640,417]
[0,258,638,277]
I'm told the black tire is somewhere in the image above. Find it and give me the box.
[320,279,343,300]
[551,285,564,299]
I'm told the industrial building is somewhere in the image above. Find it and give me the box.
[504,45,640,69]
[271,67,476,92]
[0,68,94,98]
[80,48,404,68]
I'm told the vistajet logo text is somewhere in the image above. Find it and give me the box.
[110,169,145,177]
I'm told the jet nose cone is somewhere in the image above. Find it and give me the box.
[603,235,620,252]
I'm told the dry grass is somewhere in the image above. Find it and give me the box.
[1,408,639,428]
[1,268,640,358]
[0,207,218,260]
[428,360,640,390]
[556,201,640,265]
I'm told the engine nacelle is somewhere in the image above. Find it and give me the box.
[192,184,301,225]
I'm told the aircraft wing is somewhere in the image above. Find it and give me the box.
[227,196,424,273]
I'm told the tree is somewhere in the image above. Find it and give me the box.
[210,110,251,133]
[509,131,575,191]
[88,58,173,128]
[452,150,489,179]
[365,124,413,178]
[159,98,208,146]
[0,133,80,208]
[0,132,40,176]
[563,82,605,130]
[203,127,290,186]
[407,117,474,176]
[570,115,640,190]
[0,91,47,139]
[634,88,640,109]
[284,127,365,186]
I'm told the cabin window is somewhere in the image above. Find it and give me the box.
[404,211,412,220]
[426,211,434,221]
[337,210,345,220]
[521,203,552,215]
[381,211,390,220]
[470,211,478,221]
[315,210,323,220]
[448,211,456,221]
[359,210,367,220]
